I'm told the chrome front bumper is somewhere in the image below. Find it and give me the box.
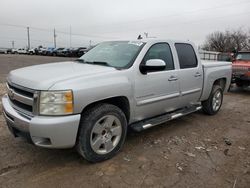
[2,94,81,148]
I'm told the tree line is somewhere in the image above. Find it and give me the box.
[202,28,250,52]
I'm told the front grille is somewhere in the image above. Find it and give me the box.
[11,99,33,112]
[8,84,33,98]
[7,82,36,115]
[232,66,248,74]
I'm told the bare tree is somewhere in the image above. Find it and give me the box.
[202,28,250,52]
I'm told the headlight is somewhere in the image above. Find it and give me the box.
[39,90,73,115]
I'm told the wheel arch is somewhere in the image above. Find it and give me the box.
[213,77,227,91]
[80,96,130,123]
[200,77,228,101]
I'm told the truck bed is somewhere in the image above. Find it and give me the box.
[202,60,232,68]
[200,60,232,101]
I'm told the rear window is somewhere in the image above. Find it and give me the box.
[175,43,197,69]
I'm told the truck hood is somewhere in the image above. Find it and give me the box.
[8,61,117,90]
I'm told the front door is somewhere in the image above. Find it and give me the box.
[134,43,181,121]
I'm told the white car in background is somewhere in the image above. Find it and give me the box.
[28,48,36,55]
[0,48,7,54]
[17,48,28,54]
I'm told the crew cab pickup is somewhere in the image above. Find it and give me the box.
[232,51,250,87]
[2,40,232,162]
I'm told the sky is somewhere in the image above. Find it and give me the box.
[0,0,250,48]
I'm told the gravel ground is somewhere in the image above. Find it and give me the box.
[0,54,249,188]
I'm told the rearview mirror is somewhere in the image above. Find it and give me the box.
[140,59,166,74]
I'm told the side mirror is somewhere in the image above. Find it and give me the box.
[140,59,166,74]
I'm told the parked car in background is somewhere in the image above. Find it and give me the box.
[0,48,7,54]
[2,40,232,162]
[60,48,71,57]
[17,48,28,54]
[6,49,12,54]
[44,47,55,56]
[52,47,64,56]
[37,47,47,55]
[78,47,89,57]
[232,51,250,87]
[28,48,36,55]
[69,47,87,57]
[11,49,18,54]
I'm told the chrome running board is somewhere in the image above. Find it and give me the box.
[130,105,202,132]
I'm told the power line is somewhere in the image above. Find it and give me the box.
[55,29,118,39]
[101,11,250,35]
[86,0,250,29]
[0,1,249,47]
[0,23,117,39]
[0,0,249,39]
[147,11,250,30]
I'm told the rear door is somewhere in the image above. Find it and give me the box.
[175,43,203,106]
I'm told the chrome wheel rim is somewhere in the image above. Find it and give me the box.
[212,90,222,111]
[90,115,122,155]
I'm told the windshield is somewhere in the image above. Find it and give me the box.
[78,41,145,68]
[236,53,250,61]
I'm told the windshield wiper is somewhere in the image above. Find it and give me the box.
[75,59,85,62]
[85,61,110,67]
[75,59,117,68]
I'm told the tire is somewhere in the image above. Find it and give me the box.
[202,85,223,115]
[235,81,243,87]
[76,103,127,163]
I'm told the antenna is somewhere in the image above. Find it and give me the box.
[137,35,143,40]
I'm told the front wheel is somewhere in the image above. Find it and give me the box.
[76,104,127,163]
[202,85,223,115]
[235,81,243,87]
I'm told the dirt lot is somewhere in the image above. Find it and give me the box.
[0,54,249,188]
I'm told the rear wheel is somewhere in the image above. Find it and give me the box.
[235,81,243,87]
[202,85,223,115]
[76,103,127,163]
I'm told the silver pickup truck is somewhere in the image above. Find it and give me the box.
[2,40,232,162]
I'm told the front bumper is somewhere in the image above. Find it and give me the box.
[2,94,81,148]
[232,73,250,83]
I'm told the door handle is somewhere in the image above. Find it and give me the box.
[194,72,202,77]
[168,76,178,81]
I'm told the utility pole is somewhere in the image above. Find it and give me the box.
[53,28,57,48]
[89,40,92,48]
[11,41,15,49]
[27,27,30,49]
[70,26,72,48]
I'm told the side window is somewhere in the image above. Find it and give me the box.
[143,43,174,70]
[175,43,198,69]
